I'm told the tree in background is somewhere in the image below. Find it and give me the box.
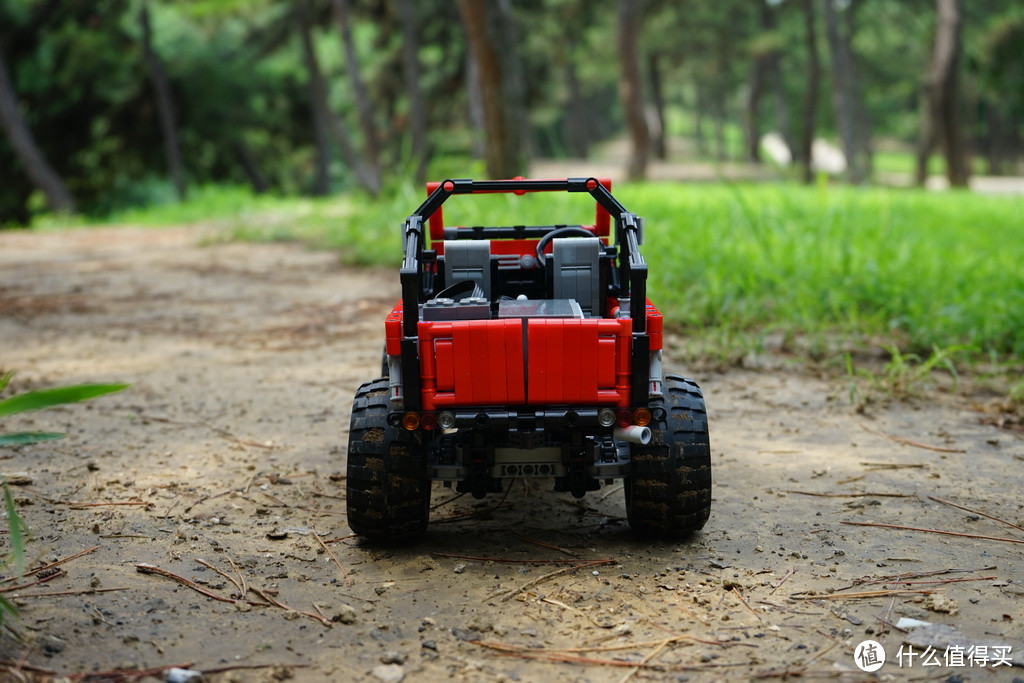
[0,0,75,215]
[974,12,1024,175]
[0,49,75,214]
[824,0,872,184]
[457,0,527,178]
[397,0,430,183]
[140,1,185,200]
[798,0,821,184]
[618,0,648,180]
[917,0,970,187]
[1,0,1022,225]
[331,0,381,194]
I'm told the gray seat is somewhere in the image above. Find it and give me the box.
[443,240,492,299]
[552,236,601,316]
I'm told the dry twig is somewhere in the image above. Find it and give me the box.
[431,552,599,565]
[194,558,244,597]
[249,587,332,627]
[769,568,795,595]
[841,521,1024,545]
[783,490,912,498]
[473,640,664,669]
[732,587,764,622]
[858,423,966,453]
[927,495,1024,534]
[10,587,128,599]
[792,588,937,600]
[511,531,578,557]
[0,545,98,585]
[491,559,615,602]
[314,532,353,587]
[135,563,262,606]
[0,570,66,594]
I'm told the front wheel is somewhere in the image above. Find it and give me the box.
[624,375,712,538]
[346,378,431,542]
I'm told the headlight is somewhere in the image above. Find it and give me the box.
[598,408,617,427]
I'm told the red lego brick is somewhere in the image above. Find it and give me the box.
[434,338,454,392]
[384,301,404,356]
[597,336,616,389]
[525,319,628,406]
[646,299,663,351]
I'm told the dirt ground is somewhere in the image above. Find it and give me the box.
[0,226,1022,682]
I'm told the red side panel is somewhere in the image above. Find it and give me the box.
[526,318,630,406]
[645,300,663,351]
[385,301,403,355]
[419,319,525,409]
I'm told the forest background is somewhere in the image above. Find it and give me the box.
[1,0,1023,379]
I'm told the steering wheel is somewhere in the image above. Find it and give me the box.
[535,227,597,269]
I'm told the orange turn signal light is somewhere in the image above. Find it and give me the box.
[401,411,420,431]
[634,408,652,427]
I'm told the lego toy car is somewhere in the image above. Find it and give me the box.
[346,178,711,541]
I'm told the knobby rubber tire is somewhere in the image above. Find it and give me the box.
[624,375,712,538]
[346,378,430,542]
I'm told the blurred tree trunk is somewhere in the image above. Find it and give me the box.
[713,93,726,162]
[693,85,706,157]
[799,0,821,184]
[824,0,871,183]
[848,1,873,180]
[647,53,667,161]
[296,1,332,196]
[233,141,269,194]
[744,1,775,164]
[618,0,648,180]
[745,52,766,163]
[397,0,429,183]
[916,0,969,187]
[763,2,792,151]
[331,0,381,194]
[563,55,589,158]
[0,50,75,213]
[457,0,527,179]
[140,2,185,200]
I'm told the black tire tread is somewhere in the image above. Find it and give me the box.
[625,375,712,538]
[346,378,430,542]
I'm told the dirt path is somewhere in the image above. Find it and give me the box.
[1,227,1021,681]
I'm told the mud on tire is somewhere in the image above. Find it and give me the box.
[624,375,712,538]
[346,378,430,542]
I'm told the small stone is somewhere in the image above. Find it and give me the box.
[450,627,479,642]
[266,529,289,540]
[453,564,466,574]
[334,604,357,624]
[41,635,65,655]
[380,651,404,665]
[421,640,437,651]
[165,668,203,683]
[924,594,958,615]
[370,663,404,683]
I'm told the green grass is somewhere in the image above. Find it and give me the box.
[33,181,1024,363]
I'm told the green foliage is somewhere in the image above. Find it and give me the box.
[3,0,1023,225]
[0,372,129,447]
[879,344,965,398]
[0,484,25,626]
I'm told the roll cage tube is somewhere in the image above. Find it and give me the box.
[398,177,650,409]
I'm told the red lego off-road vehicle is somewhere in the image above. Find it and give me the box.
[346,178,711,541]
